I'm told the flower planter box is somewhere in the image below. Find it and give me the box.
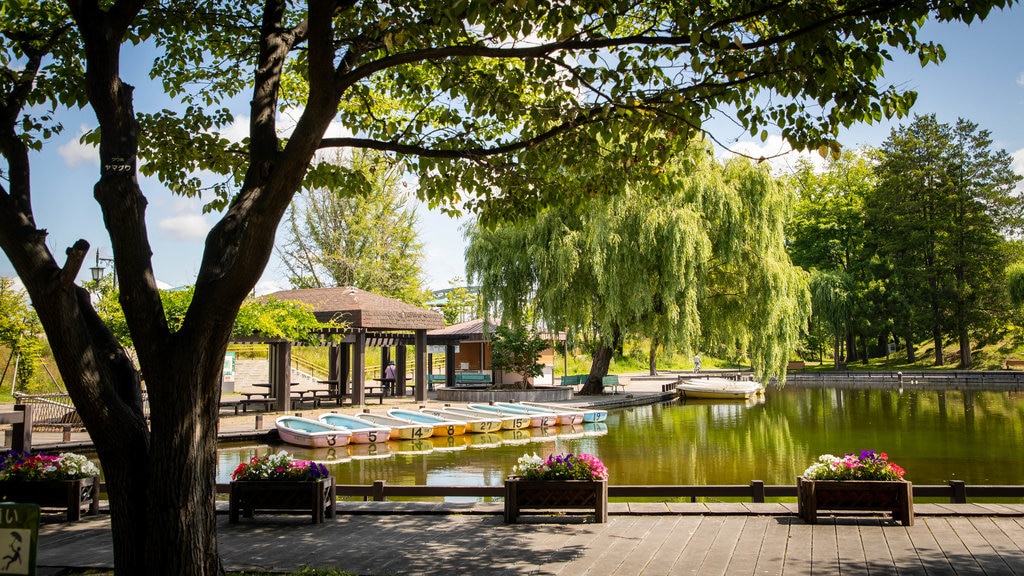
[0,476,99,521]
[229,477,336,524]
[797,476,913,525]
[504,477,607,523]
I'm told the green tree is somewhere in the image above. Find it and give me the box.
[489,325,548,389]
[467,143,811,392]
[439,280,479,325]
[787,151,877,362]
[0,2,1013,573]
[278,150,427,303]
[868,115,1023,367]
[0,277,44,389]
[808,270,853,369]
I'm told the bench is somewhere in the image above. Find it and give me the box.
[787,361,806,371]
[559,374,585,387]
[601,375,624,394]
[1006,359,1024,370]
[454,373,492,387]
[427,374,447,390]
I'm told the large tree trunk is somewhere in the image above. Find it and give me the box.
[832,331,842,370]
[648,338,659,376]
[958,327,972,369]
[932,326,944,366]
[580,341,614,395]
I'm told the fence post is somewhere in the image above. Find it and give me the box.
[949,480,967,503]
[12,404,32,452]
[372,480,386,502]
[750,480,765,503]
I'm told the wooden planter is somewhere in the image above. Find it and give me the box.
[504,477,607,523]
[229,477,336,524]
[797,476,913,525]
[0,476,99,521]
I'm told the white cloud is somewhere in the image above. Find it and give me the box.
[254,277,288,296]
[157,214,210,240]
[57,125,99,168]
[1017,73,1024,87]
[719,135,828,175]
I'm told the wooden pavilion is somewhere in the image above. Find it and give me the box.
[266,286,445,405]
[427,318,564,387]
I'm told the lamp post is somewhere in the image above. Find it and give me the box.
[89,249,116,289]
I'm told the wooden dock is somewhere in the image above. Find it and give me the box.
[38,503,1024,575]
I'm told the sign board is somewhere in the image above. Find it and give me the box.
[222,352,236,394]
[427,345,458,354]
[887,342,897,355]
[0,503,38,576]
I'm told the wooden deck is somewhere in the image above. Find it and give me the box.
[38,504,1024,574]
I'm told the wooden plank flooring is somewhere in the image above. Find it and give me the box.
[37,512,1024,575]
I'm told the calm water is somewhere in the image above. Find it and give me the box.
[217,387,1024,488]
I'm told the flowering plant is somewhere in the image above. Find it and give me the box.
[802,449,906,481]
[0,450,100,481]
[513,452,609,481]
[231,451,329,481]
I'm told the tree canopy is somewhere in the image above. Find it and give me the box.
[466,141,810,390]
[0,1,1017,574]
[278,149,428,303]
[867,115,1022,367]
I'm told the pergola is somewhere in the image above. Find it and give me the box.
[267,286,445,406]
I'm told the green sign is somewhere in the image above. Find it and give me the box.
[0,503,38,576]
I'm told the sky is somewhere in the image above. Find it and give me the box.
[3,7,1023,295]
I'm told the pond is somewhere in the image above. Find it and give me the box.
[217,386,1024,489]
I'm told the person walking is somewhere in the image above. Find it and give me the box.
[383,360,397,396]
[693,354,701,373]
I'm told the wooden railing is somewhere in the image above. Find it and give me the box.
[209,480,1024,504]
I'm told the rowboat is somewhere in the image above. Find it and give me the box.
[387,409,467,436]
[318,413,391,444]
[275,416,352,448]
[467,403,558,428]
[676,377,764,400]
[496,401,586,425]
[434,406,531,430]
[519,401,608,423]
[419,407,504,433]
[351,412,434,440]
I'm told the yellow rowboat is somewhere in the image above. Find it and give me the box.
[420,407,504,433]
[351,412,433,440]
[387,409,467,436]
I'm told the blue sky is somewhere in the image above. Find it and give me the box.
[4,7,1023,293]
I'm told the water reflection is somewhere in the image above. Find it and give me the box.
[217,388,1024,488]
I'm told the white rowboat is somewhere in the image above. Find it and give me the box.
[676,377,764,400]
[275,416,352,448]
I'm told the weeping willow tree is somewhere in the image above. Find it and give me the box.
[809,270,853,369]
[465,141,810,393]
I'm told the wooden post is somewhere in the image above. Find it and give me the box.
[949,480,967,503]
[372,480,386,501]
[750,480,765,503]
[12,404,32,451]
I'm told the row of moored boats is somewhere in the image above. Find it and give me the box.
[275,402,608,448]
